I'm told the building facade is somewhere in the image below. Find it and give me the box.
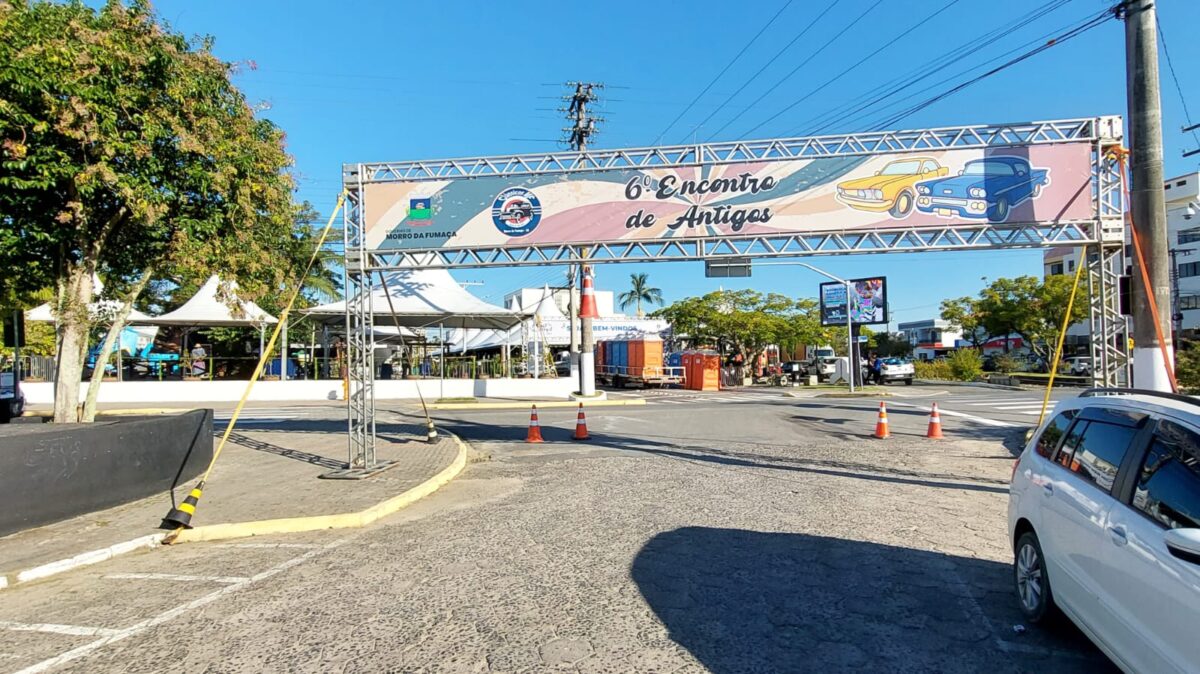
[896,319,963,360]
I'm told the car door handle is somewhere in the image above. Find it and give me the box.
[1108,526,1128,546]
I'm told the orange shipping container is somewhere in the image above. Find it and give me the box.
[628,339,643,377]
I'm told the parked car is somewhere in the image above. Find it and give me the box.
[915,156,1049,222]
[780,361,806,383]
[0,370,23,423]
[1064,356,1092,377]
[835,157,948,218]
[876,357,914,385]
[1008,388,1200,673]
[803,348,839,382]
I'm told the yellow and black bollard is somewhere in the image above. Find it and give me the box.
[426,418,438,442]
[161,481,204,529]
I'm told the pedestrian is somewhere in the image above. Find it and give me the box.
[870,353,882,385]
[190,343,208,378]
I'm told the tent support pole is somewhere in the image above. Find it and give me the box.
[439,322,445,400]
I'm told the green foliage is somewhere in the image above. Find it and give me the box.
[940,296,986,348]
[914,359,953,381]
[991,352,1022,373]
[976,275,1088,359]
[1176,344,1200,394]
[617,273,664,317]
[872,331,912,358]
[947,348,984,381]
[653,289,826,358]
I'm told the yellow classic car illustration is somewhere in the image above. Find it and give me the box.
[835,157,948,218]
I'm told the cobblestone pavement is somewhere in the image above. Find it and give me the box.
[0,399,1117,673]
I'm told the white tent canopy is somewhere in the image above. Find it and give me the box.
[303,268,527,330]
[139,275,277,327]
[25,274,153,324]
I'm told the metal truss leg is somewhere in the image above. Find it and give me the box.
[1087,244,1130,387]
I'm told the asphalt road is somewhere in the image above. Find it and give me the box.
[2,384,1115,673]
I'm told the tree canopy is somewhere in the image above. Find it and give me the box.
[653,289,827,359]
[940,274,1088,358]
[0,0,304,420]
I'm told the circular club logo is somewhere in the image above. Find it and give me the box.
[491,188,542,237]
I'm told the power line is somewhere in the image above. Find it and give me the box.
[705,0,883,142]
[649,0,794,146]
[869,5,1117,131]
[1156,16,1200,152]
[679,0,841,145]
[792,0,1074,136]
[735,0,962,140]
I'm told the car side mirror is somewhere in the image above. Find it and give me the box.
[957,170,964,176]
[1164,528,1200,564]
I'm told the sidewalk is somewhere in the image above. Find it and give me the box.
[0,415,462,587]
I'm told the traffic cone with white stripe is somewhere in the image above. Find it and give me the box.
[873,401,890,439]
[573,403,589,440]
[579,267,600,319]
[926,402,944,439]
[526,405,544,443]
[161,481,204,529]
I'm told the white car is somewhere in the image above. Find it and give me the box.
[1008,389,1200,673]
[1064,356,1093,377]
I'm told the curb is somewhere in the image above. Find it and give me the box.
[428,398,645,410]
[167,433,470,544]
[0,434,471,587]
[24,408,188,418]
[814,392,894,399]
[1,533,165,591]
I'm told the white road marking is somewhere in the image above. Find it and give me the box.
[0,622,121,638]
[14,540,345,674]
[103,573,248,584]
[888,401,1019,427]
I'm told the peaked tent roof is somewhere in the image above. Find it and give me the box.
[25,274,153,324]
[140,275,277,327]
[303,267,527,330]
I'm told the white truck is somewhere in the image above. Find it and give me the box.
[802,346,839,382]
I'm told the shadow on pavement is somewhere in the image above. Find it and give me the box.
[430,415,1012,494]
[631,527,1115,673]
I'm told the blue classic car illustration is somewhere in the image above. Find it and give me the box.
[914,156,1049,222]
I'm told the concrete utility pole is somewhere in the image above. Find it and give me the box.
[567,266,580,381]
[1124,0,1173,390]
[563,82,603,396]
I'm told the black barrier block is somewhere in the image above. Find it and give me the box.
[0,410,213,536]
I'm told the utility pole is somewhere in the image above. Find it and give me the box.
[1123,0,1173,391]
[1169,248,1193,337]
[563,82,603,396]
[567,266,579,381]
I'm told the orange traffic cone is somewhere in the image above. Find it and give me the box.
[873,401,890,439]
[579,267,600,319]
[926,402,944,439]
[573,403,590,440]
[526,405,544,443]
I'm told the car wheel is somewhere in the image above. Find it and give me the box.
[904,378,913,386]
[0,402,10,424]
[1014,531,1058,624]
[987,197,1010,222]
[889,190,914,218]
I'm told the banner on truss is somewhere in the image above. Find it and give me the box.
[360,143,1094,251]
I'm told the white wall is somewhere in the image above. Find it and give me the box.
[22,377,577,405]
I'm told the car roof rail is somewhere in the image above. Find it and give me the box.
[1080,387,1200,408]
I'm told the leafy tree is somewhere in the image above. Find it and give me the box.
[976,275,1088,359]
[940,296,988,349]
[617,273,663,317]
[0,1,299,421]
[654,289,826,363]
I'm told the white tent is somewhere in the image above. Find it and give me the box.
[140,275,277,327]
[303,267,527,330]
[25,275,153,324]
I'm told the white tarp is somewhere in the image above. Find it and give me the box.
[303,267,526,330]
[25,275,153,324]
[140,275,277,327]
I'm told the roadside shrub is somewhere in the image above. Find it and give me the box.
[991,353,1021,373]
[914,359,953,381]
[947,348,984,381]
[1177,344,1200,393]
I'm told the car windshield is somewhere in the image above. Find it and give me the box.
[879,160,922,176]
[963,160,1015,176]
[882,358,904,365]
[814,349,835,358]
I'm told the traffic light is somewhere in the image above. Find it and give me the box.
[1119,275,1131,316]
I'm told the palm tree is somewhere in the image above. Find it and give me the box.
[618,273,664,317]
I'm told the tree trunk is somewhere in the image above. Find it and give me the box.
[82,269,153,422]
[52,264,96,423]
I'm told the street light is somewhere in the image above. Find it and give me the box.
[752,261,857,393]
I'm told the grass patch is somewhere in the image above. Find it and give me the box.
[434,397,478,404]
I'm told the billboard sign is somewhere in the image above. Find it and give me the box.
[820,277,888,326]
[361,144,1095,251]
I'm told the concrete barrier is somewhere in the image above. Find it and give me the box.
[0,410,213,536]
[21,378,577,404]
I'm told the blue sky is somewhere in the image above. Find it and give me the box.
[151,0,1200,326]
